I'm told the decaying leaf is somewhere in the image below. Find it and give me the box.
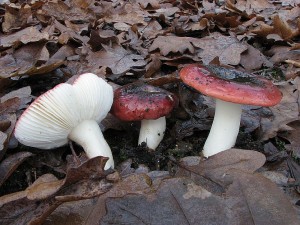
[0,151,34,187]
[0,156,113,225]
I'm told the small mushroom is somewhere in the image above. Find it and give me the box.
[180,64,282,157]
[111,82,177,150]
[14,73,114,169]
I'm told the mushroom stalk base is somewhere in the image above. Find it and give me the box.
[203,99,242,157]
[138,117,166,150]
[68,120,114,169]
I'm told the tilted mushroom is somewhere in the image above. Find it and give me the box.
[14,73,114,169]
[180,64,282,157]
[111,82,177,150]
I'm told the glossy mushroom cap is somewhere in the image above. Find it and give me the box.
[180,64,282,107]
[14,73,113,149]
[111,82,177,121]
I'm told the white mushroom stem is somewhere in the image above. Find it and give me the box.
[68,120,114,169]
[202,99,242,157]
[138,116,166,150]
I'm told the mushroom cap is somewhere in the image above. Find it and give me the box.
[14,73,113,149]
[111,82,177,121]
[180,64,282,107]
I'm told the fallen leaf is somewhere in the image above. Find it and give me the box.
[149,36,195,56]
[0,114,16,161]
[2,4,32,33]
[240,44,273,70]
[251,15,299,41]
[0,152,34,187]
[226,0,275,16]
[101,177,228,225]
[192,32,248,65]
[260,78,300,140]
[177,149,266,186]
[40,0,94,22]
[0,156,113,225]
[0,26,49,49]
[144,54,162,78]
[44,172,156,225]
[87,45,146,74]
[101,169,299,225]
[104,3,148,25]
[268,46,300,65]
[0,43,66,78]
[281,120,300,157]
[226,169,300,225]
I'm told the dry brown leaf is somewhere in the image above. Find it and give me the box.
[193,32,248,65]
[226,169,300,225]
[136,0,160,9]
[44,173,156,225]
[105,3,148,25]
[0,26,49,49]
[268,46,300,65]
[0,152,34,187]
[281,120,300,157]
[40,0,94,22]
[251,15,299,40]
[0,156,113,225]
[54,20,89,45]
[178,149,266,186]
[240,44,273,70]
[100,171,300,225]
[87,45,146,74]
[0,43,70,78]
[2,4,32,33]
[226,0,275,15]
[144,54,162,78]
[149,36,195,56]
[260,77,300,140]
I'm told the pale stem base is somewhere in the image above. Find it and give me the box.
[203,99,242,157]
[138,116,166,150]
[68,120,114,169]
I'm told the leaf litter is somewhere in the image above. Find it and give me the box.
[0,0,300,224]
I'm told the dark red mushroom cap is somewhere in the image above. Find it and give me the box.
[180,64,282,107]
[111,82,177,121]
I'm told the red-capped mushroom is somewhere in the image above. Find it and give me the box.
[111,82,177,150]
[180,64,282,157]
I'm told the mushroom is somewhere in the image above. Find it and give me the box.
[14,73,114,169]
[111,82,177,150]
[180,64,282,157]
